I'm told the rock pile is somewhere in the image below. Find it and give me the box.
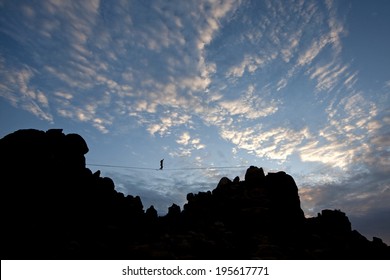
[1,129,389,259]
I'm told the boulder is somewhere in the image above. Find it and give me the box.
[244,166,265,185]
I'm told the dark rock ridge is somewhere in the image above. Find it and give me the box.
[1,129,389,259]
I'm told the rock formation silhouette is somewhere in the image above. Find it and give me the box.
[1,129,389,259]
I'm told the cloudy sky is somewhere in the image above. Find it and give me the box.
[1,0,389,243]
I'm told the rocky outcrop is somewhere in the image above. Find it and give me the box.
[1,129,389,259]
[244,165,265,184]
[1,129,144,259]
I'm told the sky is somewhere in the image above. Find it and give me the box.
[0,0,389,244]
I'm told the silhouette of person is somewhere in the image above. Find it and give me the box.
[160,159,164,170]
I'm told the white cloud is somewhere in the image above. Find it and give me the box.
[147,124,163,136]
[54,91,73,100]
[297,34,332,67]
[299,141,357,169]
[299,93,378,169]
[221,125,310,162]
[22,101,53,123]
[295,0,345,68]
[177,132,191,146]
[281,35,301,63]
[57,108,73,118]
[93,118,111,134]
[146,112,192,136]
[276,78,288,91]
[170,131,206,158]
[343,71,358,90]
[0,64,53,122]
[36,91,49,107]
[309,61,349,92]
[271,0,348,90]
[226,53,277,78]
[134,100,157,114]
[45,66,93,90]
[218,84,278,120]
[195,0,240,49]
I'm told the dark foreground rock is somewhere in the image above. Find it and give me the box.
[1,129,389,259]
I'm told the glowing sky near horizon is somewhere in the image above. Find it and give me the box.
[1,0,389,243]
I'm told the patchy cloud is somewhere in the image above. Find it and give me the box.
[299,93,379,169]
[0,63,53,122]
